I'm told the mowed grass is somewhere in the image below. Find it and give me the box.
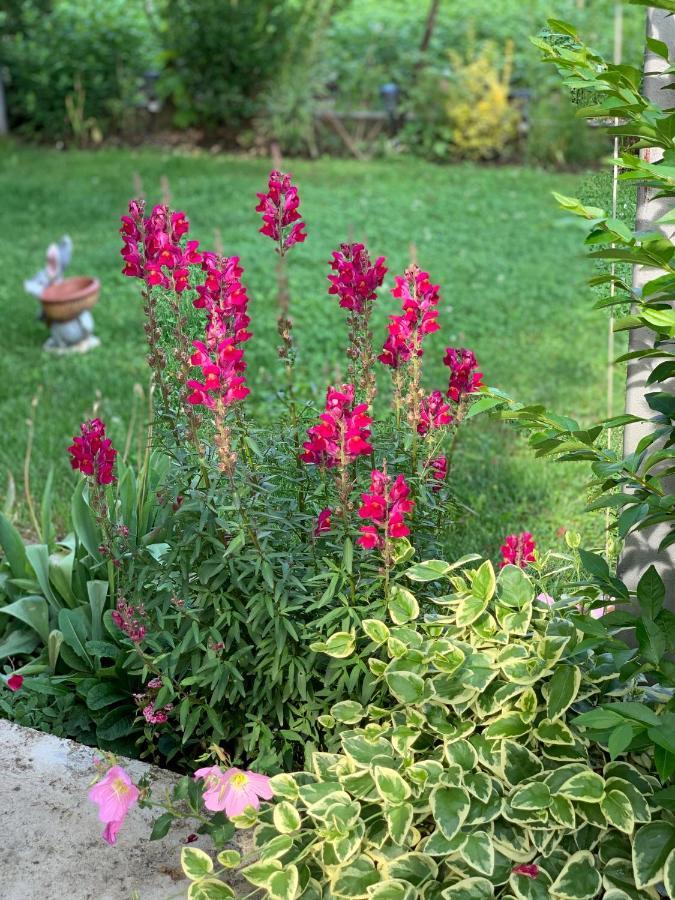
[0,145,607,559]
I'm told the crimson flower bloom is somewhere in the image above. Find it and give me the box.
[6,674,23,692]
[314,508,332,536]
[428,456,447,491]
[120,201,202,292]
[255,170,307,254]
[357,471,415,550]
[500,532,536,569]
[378,266,440,369]
[417,391,453,436]
[444,347,484,403]
[301,384,373,468]
[328,243,387,314]
[68,419,117,485]
[512,864,539,879]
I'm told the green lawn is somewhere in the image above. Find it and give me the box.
[0,145,609,559]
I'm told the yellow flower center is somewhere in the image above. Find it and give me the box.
[230,773,249,789]
[112,777,130,797]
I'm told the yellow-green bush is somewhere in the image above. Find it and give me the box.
[402,40,520,163]
[445,41,520,161]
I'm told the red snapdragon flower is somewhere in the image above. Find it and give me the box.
[120,201,203,292]
[188,254,252,410]
[417,391,453,436]
[314,508,332,537]
[255,170,307,253]
[357,471,415,550]
[444,347,484,403]
[512,864,539,879]
[194,253,252,349]
[428,456,447,491]
[68,419,117,485]
[378,266,440,369]
[328,243,387,314]
[187,341,250,410]
[500,532,536,569]
[301,384,373,468]
[6,674,23,692]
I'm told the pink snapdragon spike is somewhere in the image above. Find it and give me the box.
[444,347,484,403]
[6,674,23,692]
[68,418,117,485]
[512,864,539,879]
[88,765,140,845]
[500,532,536,569]
[120,200,202,291]
[357,471,415,550]
[417,391,453,436]
[328,242,387,314]
[378,265,440,369]
[314,508,332,537]
[255,170,307,254]
[112,599,146,643]
[194,766,272,817]
[428,456,447,492]
[188,253,252,410]
[301,384,373,468]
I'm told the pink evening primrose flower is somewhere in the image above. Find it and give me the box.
[88,765,140,845]
[194,766,273,817]
[537,592,555,607]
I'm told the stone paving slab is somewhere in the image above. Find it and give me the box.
[0,721,215,900]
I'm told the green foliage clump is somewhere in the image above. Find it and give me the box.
[1,0,157,141]
[186,557,675,898]
[159,0,300,131]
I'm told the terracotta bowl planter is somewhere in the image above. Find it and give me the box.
[40,276,100,322]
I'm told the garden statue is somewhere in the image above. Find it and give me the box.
[24,235,101,353]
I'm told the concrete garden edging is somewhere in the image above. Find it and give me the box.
[0,720,247,900]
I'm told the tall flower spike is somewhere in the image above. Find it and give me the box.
[357,471,415,550]
[255,170,307,255]
[378,265,440,370]
[328,242,386,404]
[328,243,387,315]
[300,384,373,468]
[68,419,117,485]
[120,201,202,292]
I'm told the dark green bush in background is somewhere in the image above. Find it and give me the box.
[1,0,156,141]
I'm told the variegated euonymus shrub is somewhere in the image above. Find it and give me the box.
[212,558,675,900]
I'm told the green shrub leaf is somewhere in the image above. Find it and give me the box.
[430,786,470,841]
